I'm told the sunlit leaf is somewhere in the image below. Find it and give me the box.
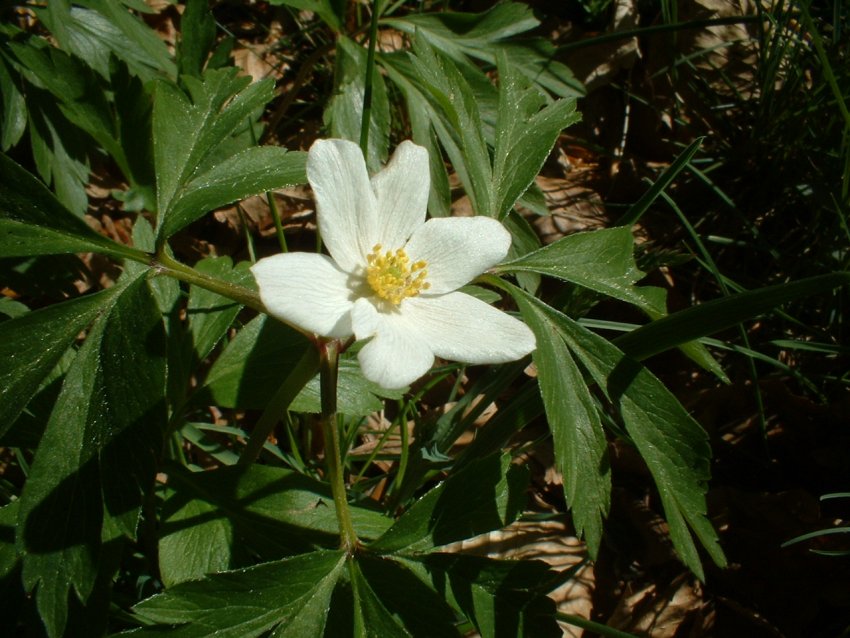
[510,285,726,580]
[131,550,346,636]
[0,287,117,439]
[0,153,144,260]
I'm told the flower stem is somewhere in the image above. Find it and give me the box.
[152,251,265,313]
[319,339,360,553]
[358,0,381,156]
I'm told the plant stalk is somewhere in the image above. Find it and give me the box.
[358,0,381,156]
[152,251,265,313]
[319,339,360,553]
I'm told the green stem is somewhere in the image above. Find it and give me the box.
[152,251,265,313]
[319,339,360,553]
[266,191,289,254]
[358,0,381,156]
[239,347,320,466]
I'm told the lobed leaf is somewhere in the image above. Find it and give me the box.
[493,52,580,220]
[497,226,667,315]
[510,286,726,579]
[153,68,306,239]
[131,550,346,637]
[408,37,493,217]
[0,153,144,260]
[16,273,167,638]
[517,293,610,555]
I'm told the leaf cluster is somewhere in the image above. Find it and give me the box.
[1,2,847,637]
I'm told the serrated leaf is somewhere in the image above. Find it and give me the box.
[16,273,167,638]
[516,292,610,554]
[8,38,131,176]
[158,488,233,588]
[131,550,346,636]
[409,37,493,217]
[159,464,392,583]
[497,226,667,315]
[0,286,116,438]
[153,68,295,239]
[0,153,143,260]
[164,145,307,238]
[509,285,726,579]
[386,3,583,98]
[38,3,175,81]
[370,454,528,555]
[493,53,580,220]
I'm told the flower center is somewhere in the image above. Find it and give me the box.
[365,244,430,305]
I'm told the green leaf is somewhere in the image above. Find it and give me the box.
[325,36,390,172]
[404,77,452,218]
[616,137,704,227]
[370,454,528,555]
[131,551,345,636]
[194,314,312,409]
[352,556,463,637]
[421,554,562,638]
[0,287,116,439]
[0,153,144,260]
[409,37,493,217]
[386,3,583,98]
[16,273,167,638]
[493,52,580,220]
[159,464,392,583]
[517,292,610,555]
[153,68,299,239]
[503,210,542,294]
[290,358,406,417]
[0,54,26,150]
[497,226,667,315]
[187,257,253,361]
[8,38,132,176]
[614,272,850,361]
[37,2,175,81]
[178,0,217,77]
[509,285,726,579]
[164,145,307,239]
[158,486,233,588]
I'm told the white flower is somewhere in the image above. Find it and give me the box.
[251,139,536,389]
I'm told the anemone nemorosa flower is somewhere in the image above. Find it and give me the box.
[251,139,536,389]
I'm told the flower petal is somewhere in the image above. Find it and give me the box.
[251,253,355,338]
[351,298,434,389]
[405,217,512,294]
[306,139,377,272]
[403,292,536,363]
[370,140,430,249]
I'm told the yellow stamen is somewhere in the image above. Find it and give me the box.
[365,243,430,305]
